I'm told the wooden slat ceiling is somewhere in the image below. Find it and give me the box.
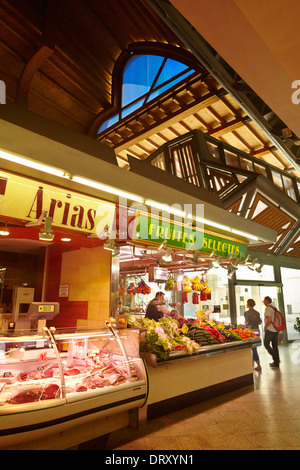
[1,0,299,181]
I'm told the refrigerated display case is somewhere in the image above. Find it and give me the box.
[0,326,147,449]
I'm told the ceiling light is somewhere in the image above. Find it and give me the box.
[39,215,54,241]
[231,229,259,241]
[60,237,72,242]
[248,258,259,270]
[39,232,54,241]
[0,149,65,177]
[212,256,222,268]
[158,240,167,251]
[0,223,10,236]
[162,249,173,263]
[72,176,144,203]
[145,199,186,218]
[255,263,264,273]
[231,258,240,270]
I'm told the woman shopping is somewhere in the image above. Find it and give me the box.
[244,299,262,371]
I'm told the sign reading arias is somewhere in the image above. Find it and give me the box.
[0,170,115,235]
[133,212,248,259]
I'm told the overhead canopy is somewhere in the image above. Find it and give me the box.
[0,103,276,246]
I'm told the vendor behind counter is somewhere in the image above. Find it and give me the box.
[145,292,170,321]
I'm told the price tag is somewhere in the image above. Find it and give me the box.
[2,372,12,378]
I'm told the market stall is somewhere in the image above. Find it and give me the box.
[0,325,147,449]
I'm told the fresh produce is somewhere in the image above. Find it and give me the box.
[165,275,175,291]
[181,291,189,304]
[182,276,191,285]
[183,285,192,293]
[127,282,136,295]
[192,292,200,304]
[118,284,125,296]
[127,315,200,360]
[136,280,151,295]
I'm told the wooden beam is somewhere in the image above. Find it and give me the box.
[114,93,220,153]
[16,0,57,106]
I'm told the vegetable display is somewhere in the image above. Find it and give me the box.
[126,315,258,362]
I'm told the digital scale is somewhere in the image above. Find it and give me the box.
[13,302,60,333]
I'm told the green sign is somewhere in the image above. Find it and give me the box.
[134,213,248,259]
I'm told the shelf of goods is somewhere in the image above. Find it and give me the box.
[126,315,261,420]
[0,327,147,449]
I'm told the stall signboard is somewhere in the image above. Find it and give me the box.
[0,170,115,235]
[133,211,248,259]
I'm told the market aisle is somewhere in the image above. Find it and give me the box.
[100,343,300,451]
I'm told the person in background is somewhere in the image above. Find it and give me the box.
[145,292,170,321]
[263,296,280,367]
[244,299,262,371]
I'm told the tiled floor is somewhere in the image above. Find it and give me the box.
[103,343,300,450]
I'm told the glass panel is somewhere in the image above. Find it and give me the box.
[282,175,296,200]
[206,142,220,159]
[55,330,145,403]
[121,98,145,119]
[239,157,254,172]
[122,55,164,107]
[0,333,64,410]
[235,285,281,330]
[236,264,275,281]
[281,267,300,341]
[183,269,230,323]
[98,114,119,134]
[224,150,239,167]
[271,170,283,189]
[147,69,194,103]
[254,163,267,177]
[155,58,189,87]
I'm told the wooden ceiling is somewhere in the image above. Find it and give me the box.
[0,0,299,180]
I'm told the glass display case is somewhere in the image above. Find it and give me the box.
[0,326,146,414]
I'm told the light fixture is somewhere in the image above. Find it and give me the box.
[26,209,48,227]
[255,263,264,273]
[231,229,259,241]
[186,214,260,241]
[231,258,241,270]
[162,249,173,263]
[0,223,10,236]
[158,240,167,251]
[212,256,222,268]
[60,237,72,242]
[0,149,65,177]
[72,176,144,203]
[39,214,54,241]
[248,258,259,270]
[145,199,186,218]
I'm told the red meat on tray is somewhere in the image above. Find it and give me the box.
[41,383,60,400]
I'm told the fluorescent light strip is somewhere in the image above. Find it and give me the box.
[187,213,259,241]
[72,176,144,203]
[231,229,259,241]
[0,149,65,178]
[145,199,186,218]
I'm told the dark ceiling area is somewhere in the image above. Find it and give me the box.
[0,0,300,262]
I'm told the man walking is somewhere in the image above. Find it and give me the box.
[263,296,280,367]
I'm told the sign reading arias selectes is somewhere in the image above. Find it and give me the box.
[133,212,248,259]
[0,170,115,235]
